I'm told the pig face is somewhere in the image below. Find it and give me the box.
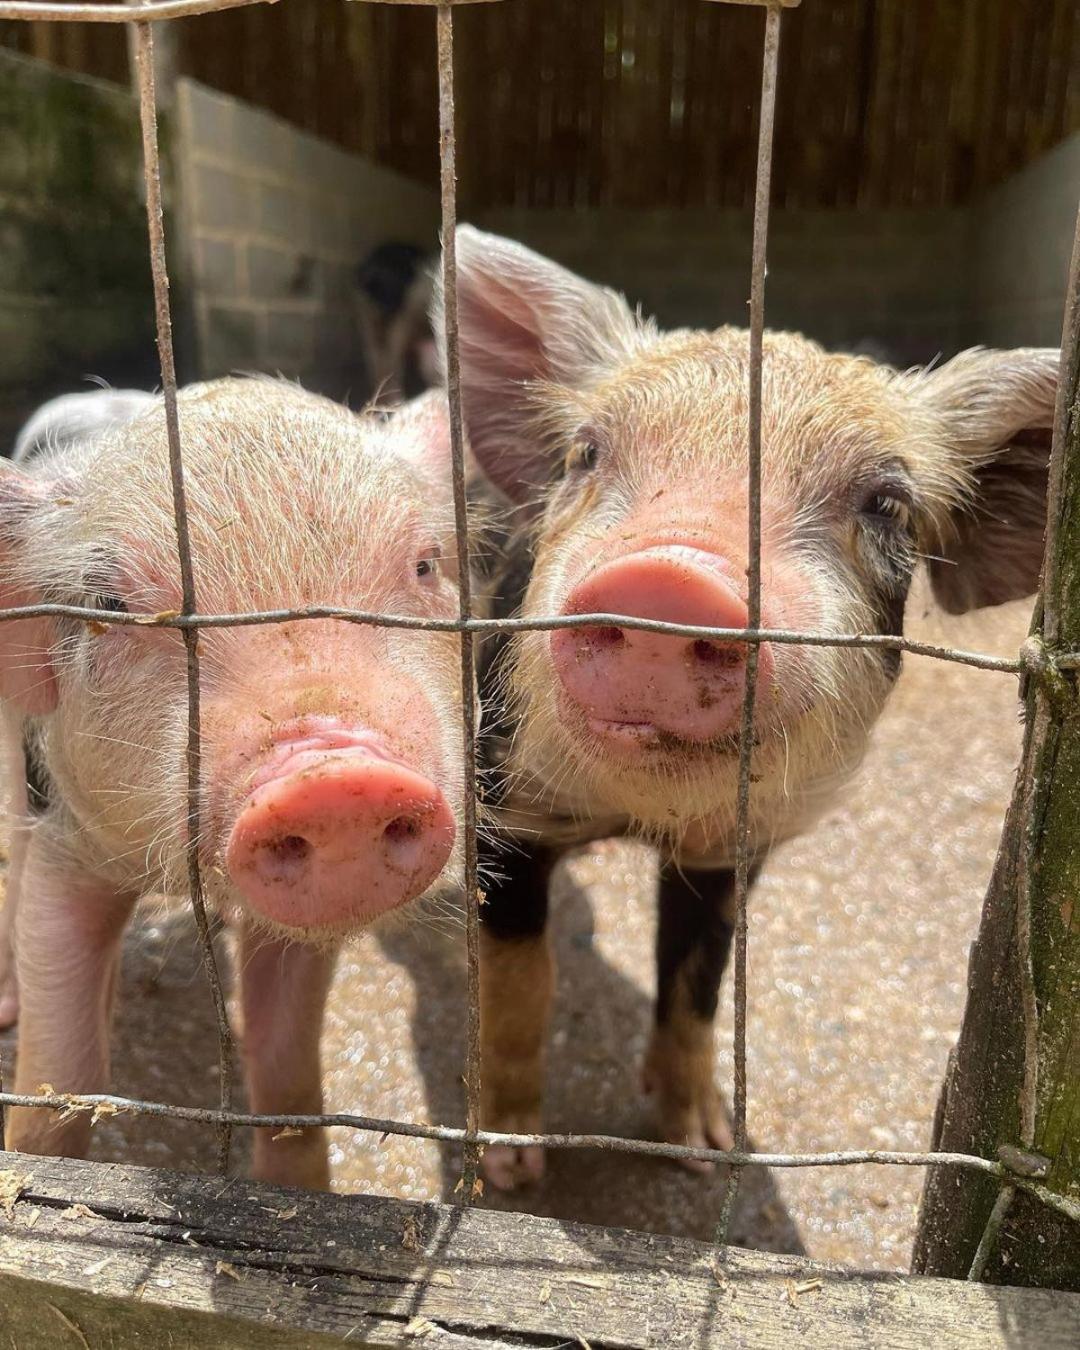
[444,228,1055,856]
[0,380,465,938]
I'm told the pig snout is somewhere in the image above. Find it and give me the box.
[550,546,773,743]
[225,729,455,929]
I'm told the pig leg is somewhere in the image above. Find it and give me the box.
[643,865,748,1170]
[238,926,337,1190]
[478,842,556,1191]
[7,838,135,1157]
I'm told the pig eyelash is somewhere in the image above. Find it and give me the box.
[415,549,441,585]
[82,555,131,615]
[564,433,602,475]
[94,591,129,615]
[857,487,913,533]
[863,492,909,522]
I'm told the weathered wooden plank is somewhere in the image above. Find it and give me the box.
[0,1152,1078,1347]
[914,193,1080,1291]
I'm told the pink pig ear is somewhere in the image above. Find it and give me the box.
[0,461,60,715]
[387,389,453,493]
[432,226,642,505]
[916,347,1058,615]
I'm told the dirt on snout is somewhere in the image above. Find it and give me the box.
[0,575,1030,1271]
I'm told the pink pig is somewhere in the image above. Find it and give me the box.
[0,378,465,1188]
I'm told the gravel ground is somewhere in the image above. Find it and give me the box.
[0,576,1030,1272]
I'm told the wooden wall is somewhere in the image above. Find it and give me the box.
[2,0,1078,211]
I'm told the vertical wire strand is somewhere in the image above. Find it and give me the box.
[436,1,482,1202]
[716,0,782,1246]
[132,18,233,1173]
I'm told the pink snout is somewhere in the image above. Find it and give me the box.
[226,746,455,930]
[551,546,772,744]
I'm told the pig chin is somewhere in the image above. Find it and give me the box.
[546,677,777,808]
[201,713,458,939]
[513,621,839,843]
[523,680,860,850]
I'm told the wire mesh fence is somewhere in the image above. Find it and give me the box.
[0,0,1078,1283]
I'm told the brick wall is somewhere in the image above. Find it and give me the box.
[475,206,972,367]
[174,78,440,402]
[4,52,1074,452]
[478,135,1080,366]
[0,49,157,449]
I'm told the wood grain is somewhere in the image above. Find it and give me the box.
[0,1151,1078,1347]
[2,0,1076,211]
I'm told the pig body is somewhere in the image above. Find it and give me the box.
[12,388,159,464]
[0,379,466,1185]
[447,227,1057,1190]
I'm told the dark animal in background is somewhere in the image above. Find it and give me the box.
[440,226,1056,1191]
[354,241,440,403]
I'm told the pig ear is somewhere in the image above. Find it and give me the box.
[387,390,453,492]
[433,226,642,503]
[13,388,156,463]
[918,347,1058,614]
[0,462,61,715]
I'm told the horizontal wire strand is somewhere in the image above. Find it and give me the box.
[0,602,1052,674]
[0,0,277,19]
[0,1088,1076,1228]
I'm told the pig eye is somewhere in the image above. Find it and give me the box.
[415,551,440,585]
[859,490,911,531]
[94,592,129,615]
[566,436,601,474]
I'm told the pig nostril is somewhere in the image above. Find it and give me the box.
[382,813,433,873]
[268,834,311,864]
[692,639,743,669]
[585,625,626,651]
[384,815,423,845]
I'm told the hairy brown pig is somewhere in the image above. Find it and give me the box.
[444,227,1056,1190]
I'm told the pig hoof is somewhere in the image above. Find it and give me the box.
[481,1143,546,1192]
[252,1140,330,1192]
[660,1103,734,1174]
[643,1026,734,1173]
[644,1066,734,1172]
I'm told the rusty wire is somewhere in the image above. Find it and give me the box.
[0,0,1078,1268]
[131,16,233,1174]
[0,0,276,18]
[0,1085,1079,1229]
[717,0,782,1248]
[0,0,507,18]
[435,0,482,1205]
[0,602,1059,674]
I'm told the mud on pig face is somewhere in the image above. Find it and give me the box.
[444,228,1056,848]
[0,380,466,937]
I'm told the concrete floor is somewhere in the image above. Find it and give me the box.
[0,576,1030,1272]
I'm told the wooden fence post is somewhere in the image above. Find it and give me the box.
[913,210,1080,1287]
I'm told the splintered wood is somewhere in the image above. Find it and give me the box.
[0,1153,1078,1348]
